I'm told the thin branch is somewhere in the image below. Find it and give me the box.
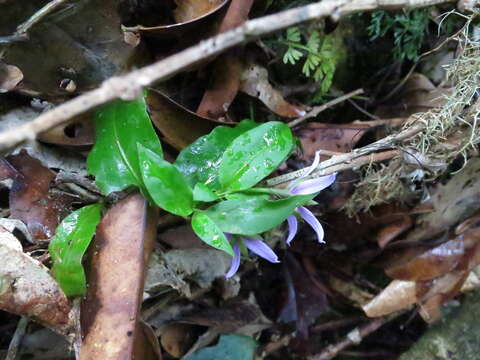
[288,88,364,128]
[267,123,424,186]
[0,0,454,151]
[309,315,396,360]
[5,317,28,360]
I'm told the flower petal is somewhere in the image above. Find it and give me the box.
[225,242,241,278]
[243,237,280,263]
[286,215,298,245]
[291,173,336,195]
[303,150,321,178]
[297,206,325,243]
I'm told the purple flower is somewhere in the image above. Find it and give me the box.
[286,151,336,245]
[225,236,279,279]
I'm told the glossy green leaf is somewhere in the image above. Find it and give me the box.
[87,95,163,194]
[193,183,219,202]
[138,144,193,216]
[49,204,103,297]
[174,120,257,190]
[185,334,257,360]
[204,194,313,235]
[191,212,233,256]
[219,122,294,192]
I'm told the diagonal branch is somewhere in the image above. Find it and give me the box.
[0,0,454,151]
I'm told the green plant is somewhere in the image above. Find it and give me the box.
[48,93,336,294]
[282,26,338,94]
[367,8,431,62]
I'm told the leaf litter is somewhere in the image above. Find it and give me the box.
[1,1,480,360]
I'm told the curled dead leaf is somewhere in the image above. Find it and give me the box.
[7,151,75,242]
[362,280,416,318]
[196,0,255,120]
[161,323,197,358]
[0,226,73,335]
[147,90,216,150]
[240,63,306,118]
[128,0,229,39]
[0,62,23,93]
[80,193,158,359]
[37,114,94,148]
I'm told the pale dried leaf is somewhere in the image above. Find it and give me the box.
[0,62,23,93]
[0,227,72,334]
[240,63,305,118]
[363,280,416,317]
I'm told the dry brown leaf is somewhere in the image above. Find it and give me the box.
[161,323,197,358]
[362,280,416,317]
[80,193,159,359]
[0,62,23,93]
[196,54,243,120]
[375,73,452,118]
[147,90,216,150]
[130,0,228,40]
[386,239,465,281]
[196,0,255,119]
[366,212,480,322]
[174,0,226,23]
[375,215,412,248]
[37,114,94,148]
[134,321,163,360]
[0,226,73,334]
[240,63,306,118]
[159,224,211,250]
[296,123,371,161]
[1,0,139,97]
[7,151,75,242]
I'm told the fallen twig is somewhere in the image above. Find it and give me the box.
[267,121,424,186]
[309,315,395,360]
[5,317,28,360]
[0,0,454,151]
[288,88,364,128]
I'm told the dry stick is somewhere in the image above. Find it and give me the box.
[5,317,28,360]
[267,123,424,186]
[309,316,392,360]
[0,0,454,152]
[288,88,364,128]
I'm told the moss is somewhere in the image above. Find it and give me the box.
[345,17,480,214]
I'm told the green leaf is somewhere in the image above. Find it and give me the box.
[193,183,219,202]
[87,95,163,195]
[306,30,320,53]
[204,194,314,235]
[283,47,303,65]
[138,144,193,216]
[175,120,257,190]
[219,122,294,192]
[49,204,103,297]
[191,212,233,256]
[185,334,257,360]
[286,27,301,42]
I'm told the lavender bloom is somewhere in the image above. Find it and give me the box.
[225,242,241,278]
[286,151,336,244]
[225,237,279,278]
